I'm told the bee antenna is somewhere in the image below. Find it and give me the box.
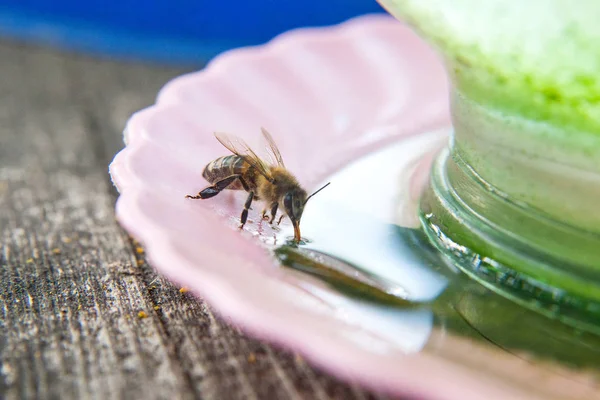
[304,182,331,204]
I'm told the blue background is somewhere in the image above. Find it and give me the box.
[0,1,385,64]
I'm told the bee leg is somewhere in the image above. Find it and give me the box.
[277,214,285,225]
[239,191,254,229]
[238,177,256,212]
[269,203,278,224]
[238,177,250,192]
[261,209,269,220]
[185,175,240,199]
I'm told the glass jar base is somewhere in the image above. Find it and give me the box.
[420,148,600,334]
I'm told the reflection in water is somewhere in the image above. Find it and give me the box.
[288,130,450,301]
[272,131,600,387]
[295,205,448,301]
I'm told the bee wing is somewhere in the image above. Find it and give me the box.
[214,132,274,182]
[260,127,286,168]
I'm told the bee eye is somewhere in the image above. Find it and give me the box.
[283,193,293,211]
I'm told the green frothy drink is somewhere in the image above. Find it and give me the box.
[380,0,600,134]
[378,0,600,325]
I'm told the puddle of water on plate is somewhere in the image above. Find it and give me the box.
[270,130,600,389]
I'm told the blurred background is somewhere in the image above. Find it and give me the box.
[0,0,385,65]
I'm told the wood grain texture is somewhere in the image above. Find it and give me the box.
[0,41,394,400]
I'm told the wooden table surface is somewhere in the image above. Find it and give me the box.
[0,40,395,400]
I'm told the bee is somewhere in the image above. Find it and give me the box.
[185,127,330,242]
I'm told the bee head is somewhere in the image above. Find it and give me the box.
[283,188,307,225]
[282,188,307,242]
[282,182,330,242]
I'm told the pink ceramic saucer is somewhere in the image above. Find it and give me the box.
[109,15,596,400]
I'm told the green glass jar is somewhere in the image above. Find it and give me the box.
[378,0,600,326]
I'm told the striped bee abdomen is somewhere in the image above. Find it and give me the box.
[202,155,247,189]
